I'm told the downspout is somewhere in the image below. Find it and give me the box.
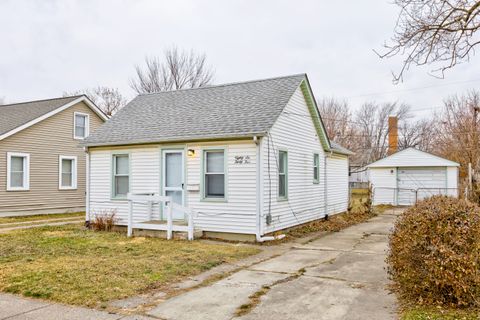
[84,146,91,224]
[324,150,332,218]
[254,135,285,242]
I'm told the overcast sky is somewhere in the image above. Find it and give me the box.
[1,0,479,119]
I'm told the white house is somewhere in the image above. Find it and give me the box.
[83,74,352,241]
[367,148,459,206]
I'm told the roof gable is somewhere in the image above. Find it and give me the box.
[0,96,107,141]
[367,147,459,168]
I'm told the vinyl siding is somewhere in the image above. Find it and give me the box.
[368,148,459,167]
[326,154,349,215]
[0,102,104,215]
[447,167,459,197]
[261,87,329,234]
[370,164,459,205]
[369,168,397,205]
[88,140,257,234]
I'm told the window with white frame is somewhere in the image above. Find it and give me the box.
[113,154,129,198]
[59,156,77,189]
[313,153,320,183]
[74,112,89,139]
[7,152,30,191]
[278,150,288,198]
[204,150,225,199]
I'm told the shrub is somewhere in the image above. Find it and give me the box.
[91,210,117,231]
[387,196,480,308]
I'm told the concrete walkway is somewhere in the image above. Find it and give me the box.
[0,208,401,319]
[146,208,402,320]
[0,293,151,320]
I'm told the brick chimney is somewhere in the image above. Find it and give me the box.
[388,116,398,155]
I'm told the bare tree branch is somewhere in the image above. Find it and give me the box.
[64,87,126,116]
[378,0,480,83]
[130,46,215,94]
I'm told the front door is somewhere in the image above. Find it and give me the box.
[162,150,185,220]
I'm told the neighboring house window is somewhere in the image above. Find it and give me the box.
[59,156,77,189]
[74,112,89,139]
[6,152,30,191]
[113,154,129,198]
[278,150,288,199]
[204,150,225,199]
[313,153,320,183]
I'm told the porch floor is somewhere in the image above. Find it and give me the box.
[142,220,188,226]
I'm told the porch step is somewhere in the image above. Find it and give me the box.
[132,227,203,240]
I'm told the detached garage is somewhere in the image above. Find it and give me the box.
[367,148,459,206]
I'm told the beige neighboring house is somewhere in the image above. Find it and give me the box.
[0,96,107,217]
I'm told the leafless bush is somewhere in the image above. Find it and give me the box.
[388,196,480,307]
[91,209,118,231]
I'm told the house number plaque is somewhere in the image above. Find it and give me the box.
[234,155,251,164]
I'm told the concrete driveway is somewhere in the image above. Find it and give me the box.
[147,208,401,320]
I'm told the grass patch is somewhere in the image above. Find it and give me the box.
[0,212,84,224]
[351,188,369,195]
[402,307,480,320]
[0,223,259,307]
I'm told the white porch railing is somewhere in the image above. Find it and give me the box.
[126,193,197,240]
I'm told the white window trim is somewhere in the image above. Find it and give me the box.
[58,155,78,190]
[6,152,30,191]
[73,112,90,140]
[202,149,227,201]
[112,153,130,199]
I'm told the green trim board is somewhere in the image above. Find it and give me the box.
[299,79,331,153]
[110,151,131,200]
[200,146,228,202]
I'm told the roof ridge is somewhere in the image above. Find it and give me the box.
[0,95,84,108]
[137,73,306,96]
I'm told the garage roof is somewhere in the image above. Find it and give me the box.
[367,147,459,168]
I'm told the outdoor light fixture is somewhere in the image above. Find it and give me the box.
[187,149,195,157]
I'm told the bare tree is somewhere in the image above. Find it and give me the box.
[317,97,357,150]
[130,46,215,94]
[64,87,126,116]
[378,0,480,82]
[398,119,437,152]
[353,102,411,165]
[433,90,480,178]
[0,96,4,105]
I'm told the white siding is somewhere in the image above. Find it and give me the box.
[368,148,459,168]
[89,147,160,224]
[447,166,459,197]
[370,166,459,205]
[186,141,257,234]
[369,168,397,205]
[261,87,333,234]
[327,154,349,215]
[88,141,257,234]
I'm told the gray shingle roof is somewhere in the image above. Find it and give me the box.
[330,141,354,155]
[84,74,307,147]
[0,96,82,136]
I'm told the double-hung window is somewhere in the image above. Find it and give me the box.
[278,150,288,199]
[7,152,30,191]
[203,150,225,199]
[59,156,77,189]
[313,153,320,183]
[113,154,129,198]
[74,112,89,139]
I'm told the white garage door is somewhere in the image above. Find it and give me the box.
[397,167,447,205]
